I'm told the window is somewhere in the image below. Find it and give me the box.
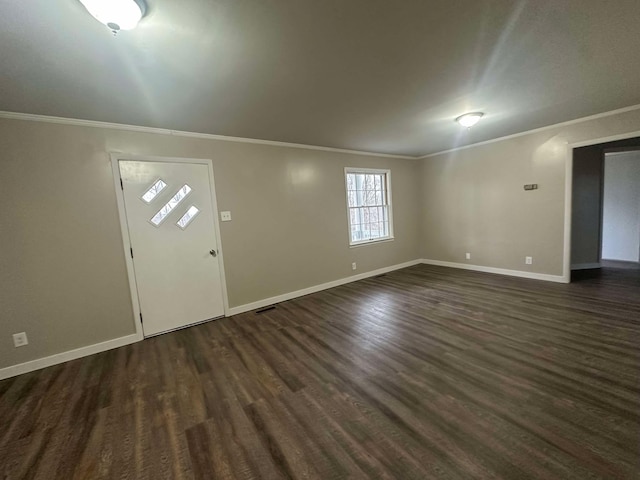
[150,184,192,226]
[345,168,393,246]
[176,206,200,229]
[140,179,167,203]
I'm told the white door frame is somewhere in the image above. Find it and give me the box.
[562,129,640,282]
[110,154,230,339]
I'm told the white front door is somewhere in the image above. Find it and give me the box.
[119,160,225,336]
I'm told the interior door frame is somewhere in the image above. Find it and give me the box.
[110,154,230,339]
[563,129,640,282]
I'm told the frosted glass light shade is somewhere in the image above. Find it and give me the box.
[455,112,484,128]
[78,0,145,31]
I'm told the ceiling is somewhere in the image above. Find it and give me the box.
[1,0,639,157]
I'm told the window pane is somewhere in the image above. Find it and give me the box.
[349,208,357,226]
[141,179,167,203]
[367,189,377,206]
[150,184,192,226]
[347,174,355,191]
[176,205,200,229]
[365,174,374,190]
[370,207,379,223]
[348,190,356,207]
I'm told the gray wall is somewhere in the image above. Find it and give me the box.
[0,118,420,370]
[602,151,640,261]
[3,106,640,372]
[420,109,640,276]
[571,145,604,267]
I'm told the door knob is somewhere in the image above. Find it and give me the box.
[209,249,217,257]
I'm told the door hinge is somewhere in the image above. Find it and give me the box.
[130,247,134,259]
[139,313,143,324]
[120,178,123,190]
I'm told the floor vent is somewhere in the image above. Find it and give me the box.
[256,306,277,314]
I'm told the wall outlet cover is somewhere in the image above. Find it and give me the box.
[525,256,533,265]
[351,262,357,270]
[465,253,471,260]
[220,211,232,222]
[13,332,28,347]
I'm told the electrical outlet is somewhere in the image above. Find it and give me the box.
[352,262,357,271]
[13,332,28,348]
[525,256,533,265]
[465,252,471,260]
[220,211,232,222]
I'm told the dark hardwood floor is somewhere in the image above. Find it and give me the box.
[1,264,639,479]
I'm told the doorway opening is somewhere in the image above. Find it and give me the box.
[570,137,640,283]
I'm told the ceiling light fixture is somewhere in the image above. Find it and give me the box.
[455,112,484,128]
[78,0,146,35]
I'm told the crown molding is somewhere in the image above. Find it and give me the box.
[2,104,639,160]
[419,104,640,159]
[0,111,415,160]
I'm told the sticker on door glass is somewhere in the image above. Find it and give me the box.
[176,206,200,229]
[141,179,167,203]
[150,184,192,226]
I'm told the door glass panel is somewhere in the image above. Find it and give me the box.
[176,206,200,229]
[150,184,192,226]
[141,179,167,203]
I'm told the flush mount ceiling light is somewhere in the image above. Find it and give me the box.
[78,0,146,34]
[455,112,484,128]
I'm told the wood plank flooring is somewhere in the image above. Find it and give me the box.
[1,264,639,479]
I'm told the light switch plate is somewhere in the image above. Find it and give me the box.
[220,211,232,222]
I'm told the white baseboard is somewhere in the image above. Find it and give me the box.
[227,259,423,316]
[1,261,422,380]
[2,257,567,380]
[571,263,601,270]
[421,259,568,283]
[0,332,142,381]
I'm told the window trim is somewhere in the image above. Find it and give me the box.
[344,167,394,247]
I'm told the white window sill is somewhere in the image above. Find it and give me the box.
[349,237,395,248]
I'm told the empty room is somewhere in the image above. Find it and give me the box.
[1,1,639,479]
